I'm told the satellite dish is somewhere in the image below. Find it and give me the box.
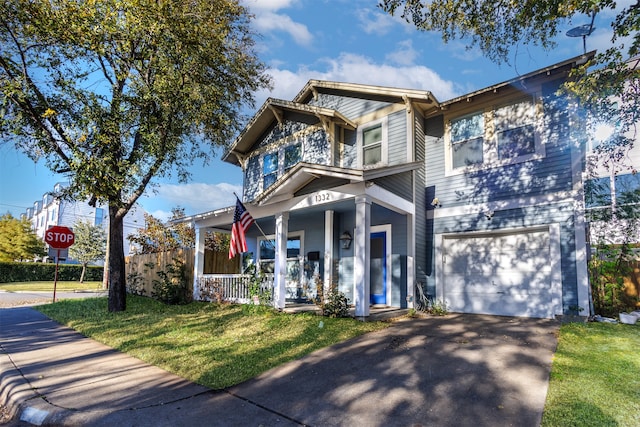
[566,13,596,54]
[566,24,595,38]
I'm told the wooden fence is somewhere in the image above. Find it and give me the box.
[125,248,238,296]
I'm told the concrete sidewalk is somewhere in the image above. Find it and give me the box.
[0,306,559,426]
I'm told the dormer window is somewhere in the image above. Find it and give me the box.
[284,143,301,172]
[263,152,278,190]
[262,141,302,191]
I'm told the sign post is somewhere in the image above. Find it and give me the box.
[44,226,75,302]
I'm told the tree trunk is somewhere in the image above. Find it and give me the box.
[107,205,126,312]
[80,263,86,283]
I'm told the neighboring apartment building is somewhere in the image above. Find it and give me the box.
[184,52,637,319]
[22,182,145,261]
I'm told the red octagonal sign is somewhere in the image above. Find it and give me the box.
[45,226,75,249]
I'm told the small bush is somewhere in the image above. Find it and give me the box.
[151,260,192,305]
[126,272,147,296]
[428,299,449,316]
[314,278,350,318]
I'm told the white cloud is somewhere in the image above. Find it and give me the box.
[259,52,460,103]
[154,182,242,215]
[386,39,419,66]
[253,12,313,46]
[243,0,313,47]
[355,8,397,35]
[243,0,298,12]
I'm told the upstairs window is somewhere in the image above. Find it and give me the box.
[358,117,388,168]
[363,125,382,165]
[447,95,543,174]
[263,152,278,190]
[262,142,302,191]
[495,98,536,159]
[451,112,484,168]
[284,143,301,172]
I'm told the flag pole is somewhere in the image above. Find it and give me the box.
[233,192,275,248]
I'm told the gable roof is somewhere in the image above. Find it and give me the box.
[293,80,439,114]
[223,81,439,166]
[439,51,596,108]
[223,98,357,166]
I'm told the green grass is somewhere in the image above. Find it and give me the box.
[0,281,102,292]
[0,281,103,292]
[542,322,640,427]
[37,295,389,389]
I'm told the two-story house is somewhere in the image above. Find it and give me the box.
[187,53,597,319]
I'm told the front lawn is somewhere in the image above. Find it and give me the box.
[541,322,640,427]
[37,295,389,389]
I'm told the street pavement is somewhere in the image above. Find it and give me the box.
[0,301,559,426]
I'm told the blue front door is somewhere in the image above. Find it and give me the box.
[370,232,387,305]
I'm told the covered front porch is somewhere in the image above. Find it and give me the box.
[188,168,417,317]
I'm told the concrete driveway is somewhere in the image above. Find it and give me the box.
[228,314,559,426]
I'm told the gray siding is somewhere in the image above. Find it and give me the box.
[310,93,393,121]
[387,110,407,166]
[415,113,429,291]
[374,172,413,202]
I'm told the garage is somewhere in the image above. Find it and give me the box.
[441,228,560,318]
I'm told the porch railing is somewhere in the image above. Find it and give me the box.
[196,274,274,303]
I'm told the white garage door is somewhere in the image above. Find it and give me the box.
[442,229,555,318]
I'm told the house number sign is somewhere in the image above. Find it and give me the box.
[313,192,331,203]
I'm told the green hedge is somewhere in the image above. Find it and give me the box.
[0,262,104,283]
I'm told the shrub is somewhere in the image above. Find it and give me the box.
[126,272,147,296]
[0,261,103,282]
[151,260,192,305]
[314,277,350,318]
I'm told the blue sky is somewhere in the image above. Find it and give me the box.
[0,0,630,221]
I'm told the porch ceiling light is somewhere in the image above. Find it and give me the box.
[340,231,353,249]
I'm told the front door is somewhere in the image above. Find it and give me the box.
[370,231,387,305]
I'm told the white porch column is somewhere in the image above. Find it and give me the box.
[407,213,415,309]
[274,212,289,310]
[324,210,334,298]
[354,195,371,317]
[193,224,206,301]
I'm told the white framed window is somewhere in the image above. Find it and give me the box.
[262,152,278,190]
[446,96,544,175]
[257,231,304,275]
[357,117,388,168]
[451,111,484,169]
[495,98,537,160]
[261,142,302,191]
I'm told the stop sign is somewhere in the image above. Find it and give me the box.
[45,226,75,249]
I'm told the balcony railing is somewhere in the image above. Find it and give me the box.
[196,274,274,303]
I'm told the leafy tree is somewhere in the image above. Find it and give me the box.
[379,0,640,134]
[128,206,228,254]
[0,213,46,262]
[0,0,270,311]
[128,207,194,254]
[69,220,106,283]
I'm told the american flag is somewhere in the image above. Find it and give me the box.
[229,198,255,259]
